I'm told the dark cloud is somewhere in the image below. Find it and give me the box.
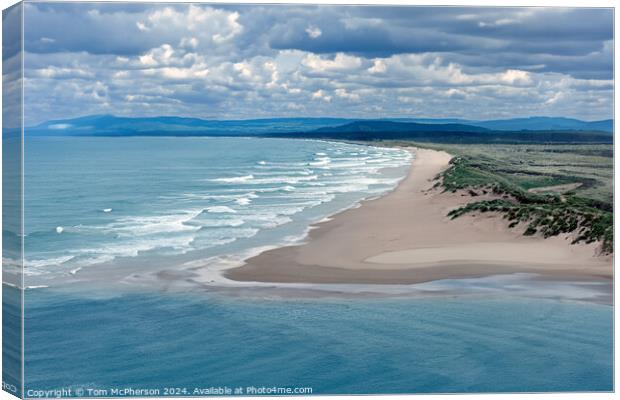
[269,22,479,57]
[263,6,613,79]
[24,3,160,55]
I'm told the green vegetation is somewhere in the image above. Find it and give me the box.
[428,143,613,204]
[382,142,614,253]
[448,199,612,252]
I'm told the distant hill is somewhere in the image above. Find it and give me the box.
[313,120,489,134]
[390,117,613,133]
[280,120,612,144]
[27,115,613,144]
[470,117,613,132]
[28,115,353,136]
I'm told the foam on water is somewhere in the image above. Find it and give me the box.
[206,206,237,213]
[98,210,204,236]
[23,137,411,285]
[212,174,254,183]
[234,197,252,205]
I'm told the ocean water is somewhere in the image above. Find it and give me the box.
[23,137,410,287]
[13,136,613,394]
[20,288,612,394]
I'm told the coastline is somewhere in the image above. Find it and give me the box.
[226,147,612,286]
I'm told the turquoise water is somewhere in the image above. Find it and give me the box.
[16,136,613,394]
[23,137,409,287]
[22,288,612,394]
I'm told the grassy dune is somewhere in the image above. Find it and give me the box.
[433,144,613,204]
[381,142,613,253]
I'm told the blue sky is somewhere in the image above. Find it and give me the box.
[19,3,613,124]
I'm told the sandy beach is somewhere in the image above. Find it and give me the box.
[226,147,612,285]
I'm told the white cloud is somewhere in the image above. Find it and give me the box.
[139,5,242,45]
[444,88,468,99]
[302,53,363,72]
[263,61,280,88]
[335,88,360,101]
[311,89,332,102]
[305,25,322,39]
[342,17,382,30]
[180,37,199,49]
[212,12,242,43]
[499,69,532,85]
[161,66,209,80]
[456,14,477,21]
[368,59,387,74]
[545,92,564,104]
[138,44,175,66]
[233,62,253,78]
[34,66,94,79]
[365,55,534,88]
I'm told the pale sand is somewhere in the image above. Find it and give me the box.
[226,148,612,285]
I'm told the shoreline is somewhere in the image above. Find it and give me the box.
[226,147,612,286]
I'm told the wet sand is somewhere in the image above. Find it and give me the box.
[226,148,612,285]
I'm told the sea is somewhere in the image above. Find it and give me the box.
[7,136,614,394]
[22,136,410,284]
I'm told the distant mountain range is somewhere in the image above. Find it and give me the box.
[314,120,490,134]
[29,115,351,136]
[389,117,613,132]
[284,120,612,144]
[27,114,613,144]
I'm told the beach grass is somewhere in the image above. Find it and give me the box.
[406,143,611,201]
[378,141,614,253]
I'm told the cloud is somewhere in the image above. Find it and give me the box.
[24,3,244,56]
[305,25,322,39]
[368,59,387,74]
[20,3,613,124]
[335,88,360,101]
[311,89,332,102]
[302,53,363,72]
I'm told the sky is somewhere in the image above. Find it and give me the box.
[16,2,614,124]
